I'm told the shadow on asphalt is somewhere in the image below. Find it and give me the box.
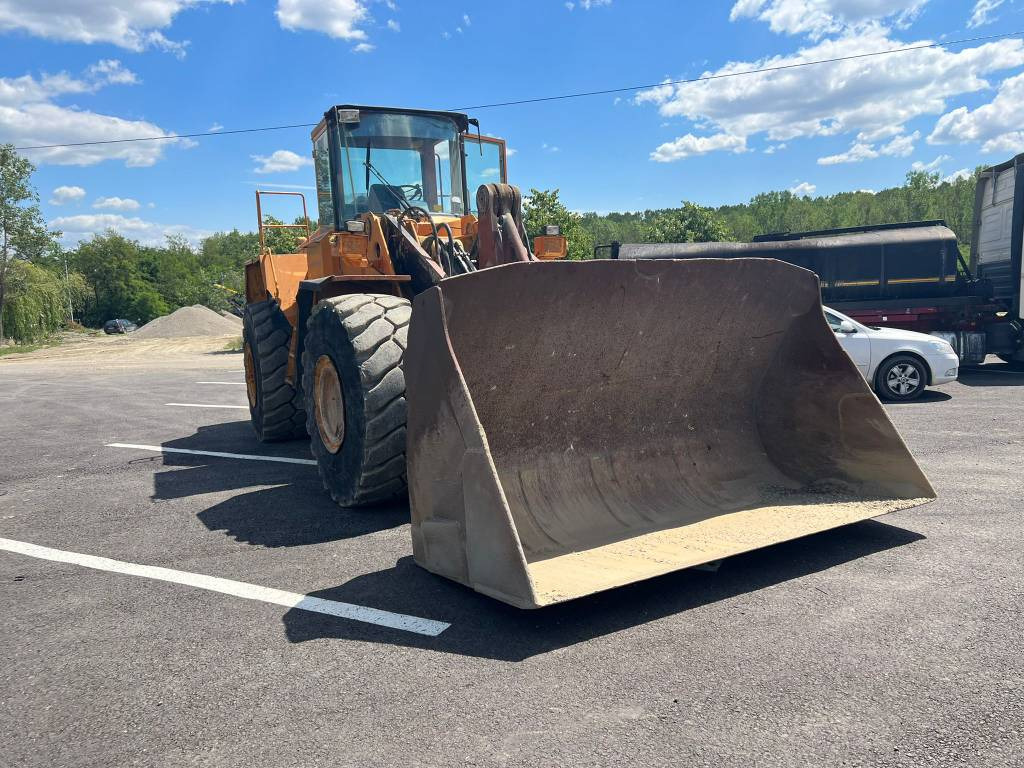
[885,390,952,405]
[282,519,924,661]
[153,421,406,546]
[957,364,1024,387]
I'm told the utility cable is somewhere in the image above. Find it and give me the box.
[13,30,1022,151]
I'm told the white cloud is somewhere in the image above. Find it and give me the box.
[50,213,213,247]
[790,181,816,195]
[930,71,1024,155]
[93,196,141,211]
[208,122,223,132]
[479,167,499,178]
[729,0,926,39]
[277,0,369,40]
[1,62,189,167]
[462,13,471,25]
[0,1,234,54]
[968,0,1005,28]
[650,132,747,162]
[910,154,951,172]
[636,29,1024,157]
[817,141,878,165]
[49,185,85,205]
[567,0,611,8]
[943,168,972,182]
[817,131,918,165]
[505,147,517,156]
[441,30,450,39]
[879,130,918,157]
[541,143,560,153]
[386,18,399,31]
[252,149,313,174]
[980,131,1024,155]
[87,60,139,86]
[352,42,374,52]
[764,142,787,153]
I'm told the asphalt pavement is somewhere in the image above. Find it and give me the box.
[0,351,1021,767]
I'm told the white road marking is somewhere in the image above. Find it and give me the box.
[166,402,249,409]
[0,538,449,637]
[196,381,247,385]
[107,443,317,466]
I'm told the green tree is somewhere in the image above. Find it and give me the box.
[639,201,731,243]
[262,215,314,255]
[71,231,169,325]
[1,261,71,342]
[0,144,62,340]
[523,189,594,260]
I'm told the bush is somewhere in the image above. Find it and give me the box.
[1,261,69,343]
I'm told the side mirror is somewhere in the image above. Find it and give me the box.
[838,320,857,334]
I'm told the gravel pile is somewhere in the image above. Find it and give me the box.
[219,310,243,326]
[134,305,242,339]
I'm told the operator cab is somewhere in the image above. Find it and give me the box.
[312,105,507,230]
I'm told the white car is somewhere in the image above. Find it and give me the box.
[824,307,960,401]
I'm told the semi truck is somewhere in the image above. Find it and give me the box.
[603,152,1024,368]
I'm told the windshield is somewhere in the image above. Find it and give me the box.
[333,112,465,219]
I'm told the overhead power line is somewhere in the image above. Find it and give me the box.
[15,122,318,151]
[13,29,1023,152]
[452,30,1024,111]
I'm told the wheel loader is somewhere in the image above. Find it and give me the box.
[242,104,935,609]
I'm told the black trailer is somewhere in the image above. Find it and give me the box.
[601,156,1024,366]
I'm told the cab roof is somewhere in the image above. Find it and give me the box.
[315,104,471,137]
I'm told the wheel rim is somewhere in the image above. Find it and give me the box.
[885,362,921,396]
[313,354,345,454]
[243,342,257,409]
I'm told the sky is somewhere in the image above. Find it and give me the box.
[2,0,1023,246]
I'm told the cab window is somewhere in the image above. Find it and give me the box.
[312,130,333,227]
[464,136,507,212]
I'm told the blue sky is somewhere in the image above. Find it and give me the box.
[2,0,1023,246]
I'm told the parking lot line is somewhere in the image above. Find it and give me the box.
[0,537,450,637]
[106,443,317,466]
[166,403,249,409]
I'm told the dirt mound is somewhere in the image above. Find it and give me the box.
[134,305,242,339]
[220,310,243,326]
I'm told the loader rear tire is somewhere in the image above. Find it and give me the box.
[302,293,411,507]
[242,299,306,442]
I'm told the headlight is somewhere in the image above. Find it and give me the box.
[927,340,954,353]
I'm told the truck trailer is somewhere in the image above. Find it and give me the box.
[604,153,1024,368]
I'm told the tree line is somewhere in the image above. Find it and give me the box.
[1,140,983,344]
[525,168,980,261]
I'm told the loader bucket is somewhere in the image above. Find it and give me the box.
[405,259,935,609]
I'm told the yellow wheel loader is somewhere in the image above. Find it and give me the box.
[243,104,935,609]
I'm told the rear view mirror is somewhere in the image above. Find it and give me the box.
[839,320,857,333]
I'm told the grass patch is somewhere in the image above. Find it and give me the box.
[0,338,60,357]
[223,336,243,352]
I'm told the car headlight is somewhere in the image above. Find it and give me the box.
[927,340,954,354]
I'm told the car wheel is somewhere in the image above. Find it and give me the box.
[876,355,927,401]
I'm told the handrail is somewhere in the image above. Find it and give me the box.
[255,190,311,253]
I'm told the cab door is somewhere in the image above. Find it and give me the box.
[463,135,508,212]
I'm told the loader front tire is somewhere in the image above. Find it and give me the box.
[302,293,411,507]
[242,299,306,442]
